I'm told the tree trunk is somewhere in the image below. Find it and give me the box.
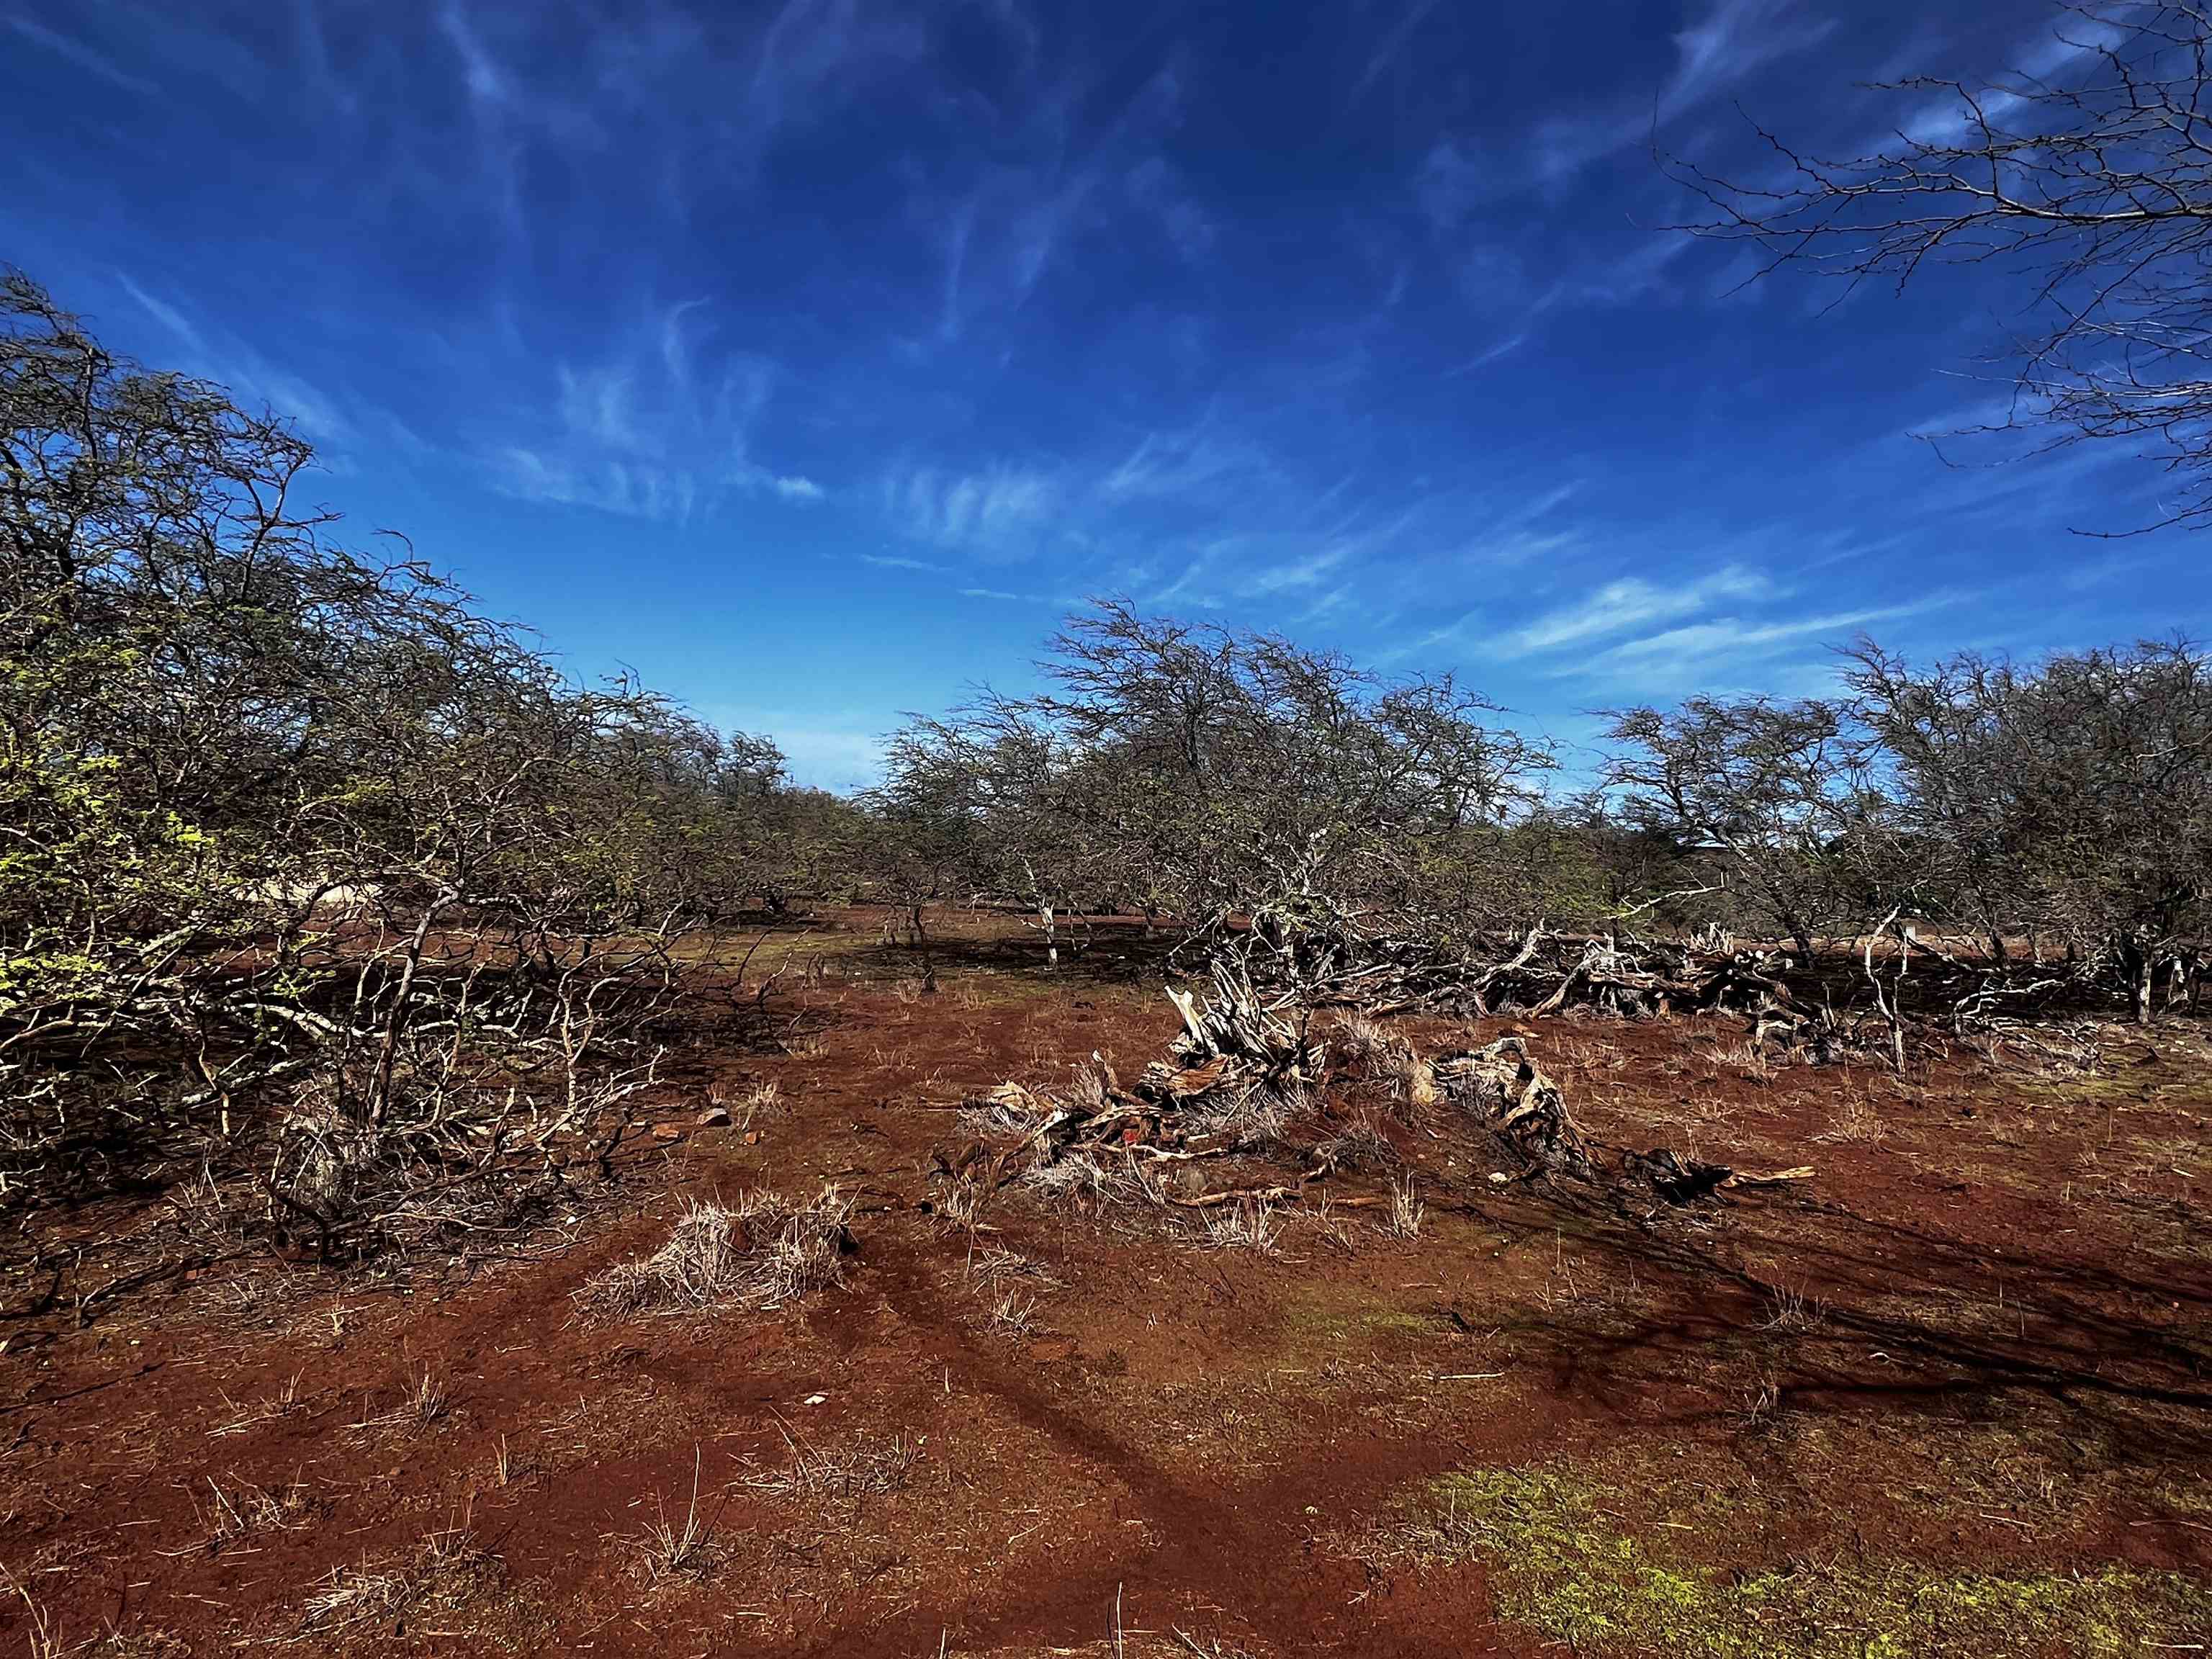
[2119,934,2154,1025]
[910,903,938,992]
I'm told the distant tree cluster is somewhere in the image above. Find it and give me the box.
[1606,644,2212,1025]
[866,603,2210,1028]
[870,603,1573,967]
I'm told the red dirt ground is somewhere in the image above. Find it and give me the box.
[4,909,2209,1656]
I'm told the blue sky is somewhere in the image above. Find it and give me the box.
[4,0,2200,787]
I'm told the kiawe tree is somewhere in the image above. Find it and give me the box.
[1601,696,1871,964]
[1847,638,2212,1022]
[880,599,1560,975]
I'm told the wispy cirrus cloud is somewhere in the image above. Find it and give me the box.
[1419,0,1835,221]
[1665,0,1835,117]
[116,274,357,445]
[916,52,1208,348]
[884,460,1066,557]
[6,14,157,94]
[1349,0,1443,104]
[1504,564,1773,657]
[1885,9,2126,150]
[1102,425,1273,503]
[1585,593,1963,693]
[487,297,819,521]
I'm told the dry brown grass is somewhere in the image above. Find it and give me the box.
[1702,1037,1779,1085]
[1758,1282,1827,1334]
[1303,1192,1359,1256]
[1200,1197,1285,1254]
[1190,1082,1296,1150]
[989,1285,1040,1339]
[747,1424,922,1503]
[628,1449,724,1585]
[1,1565,62,1659]
[1331,1012,1394,1063]
[745,1076,786,1112]
[1314,1115,1398,1172]
[1381,1175,1426,1240]
[351,1364,450,1438]
[963,1241,1057,1289]
[85,1629,192,1659]
[201,1475,315,1548]
[576,1187,853,1321]
[1817,1086,1891,1144]
[300,1525,499,1635]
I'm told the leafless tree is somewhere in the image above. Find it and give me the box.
[1668,4,2212,531]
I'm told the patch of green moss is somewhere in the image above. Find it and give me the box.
[1392,1467,2212,1658]
[1269,1284,1456,1357]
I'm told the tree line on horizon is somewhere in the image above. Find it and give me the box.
[4,271,2206,1257]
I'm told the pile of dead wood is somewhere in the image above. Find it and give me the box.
[1291,925,1831,1045]
[943,953,1808,1219]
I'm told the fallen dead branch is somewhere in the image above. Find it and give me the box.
[945,963,1779,1225]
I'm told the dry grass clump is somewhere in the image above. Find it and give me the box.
[202,1475,315,1547]
[1,1566,61,1659]
[958,1089,1045,1141]
[1022,1151,1164,1208]
[629,1449,724,1586]
[1200,1197,1285,1254]
[349,1364,451,1440]
[989,1285,1040,1339]
[1189,1084,1295,1150]
[1758,1282,1827,1334]
[392,1366,449,1429]
[1331,1013,1395,1064]
[577,1187,853,1321]
[1703,1038,1779,1084]
[1817,1087,1890,1144]
[963,1242,1058,1290]
[748,1425,922,1502]
[1313,1115,1398,1172]
[708,1076,788,1125]
[300,1527,499,1635]
[1381,1175,1425,1240]
[85,1629,192,1659]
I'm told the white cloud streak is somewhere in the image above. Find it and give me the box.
[6,14,157,93]
[1505,565,1773,657]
